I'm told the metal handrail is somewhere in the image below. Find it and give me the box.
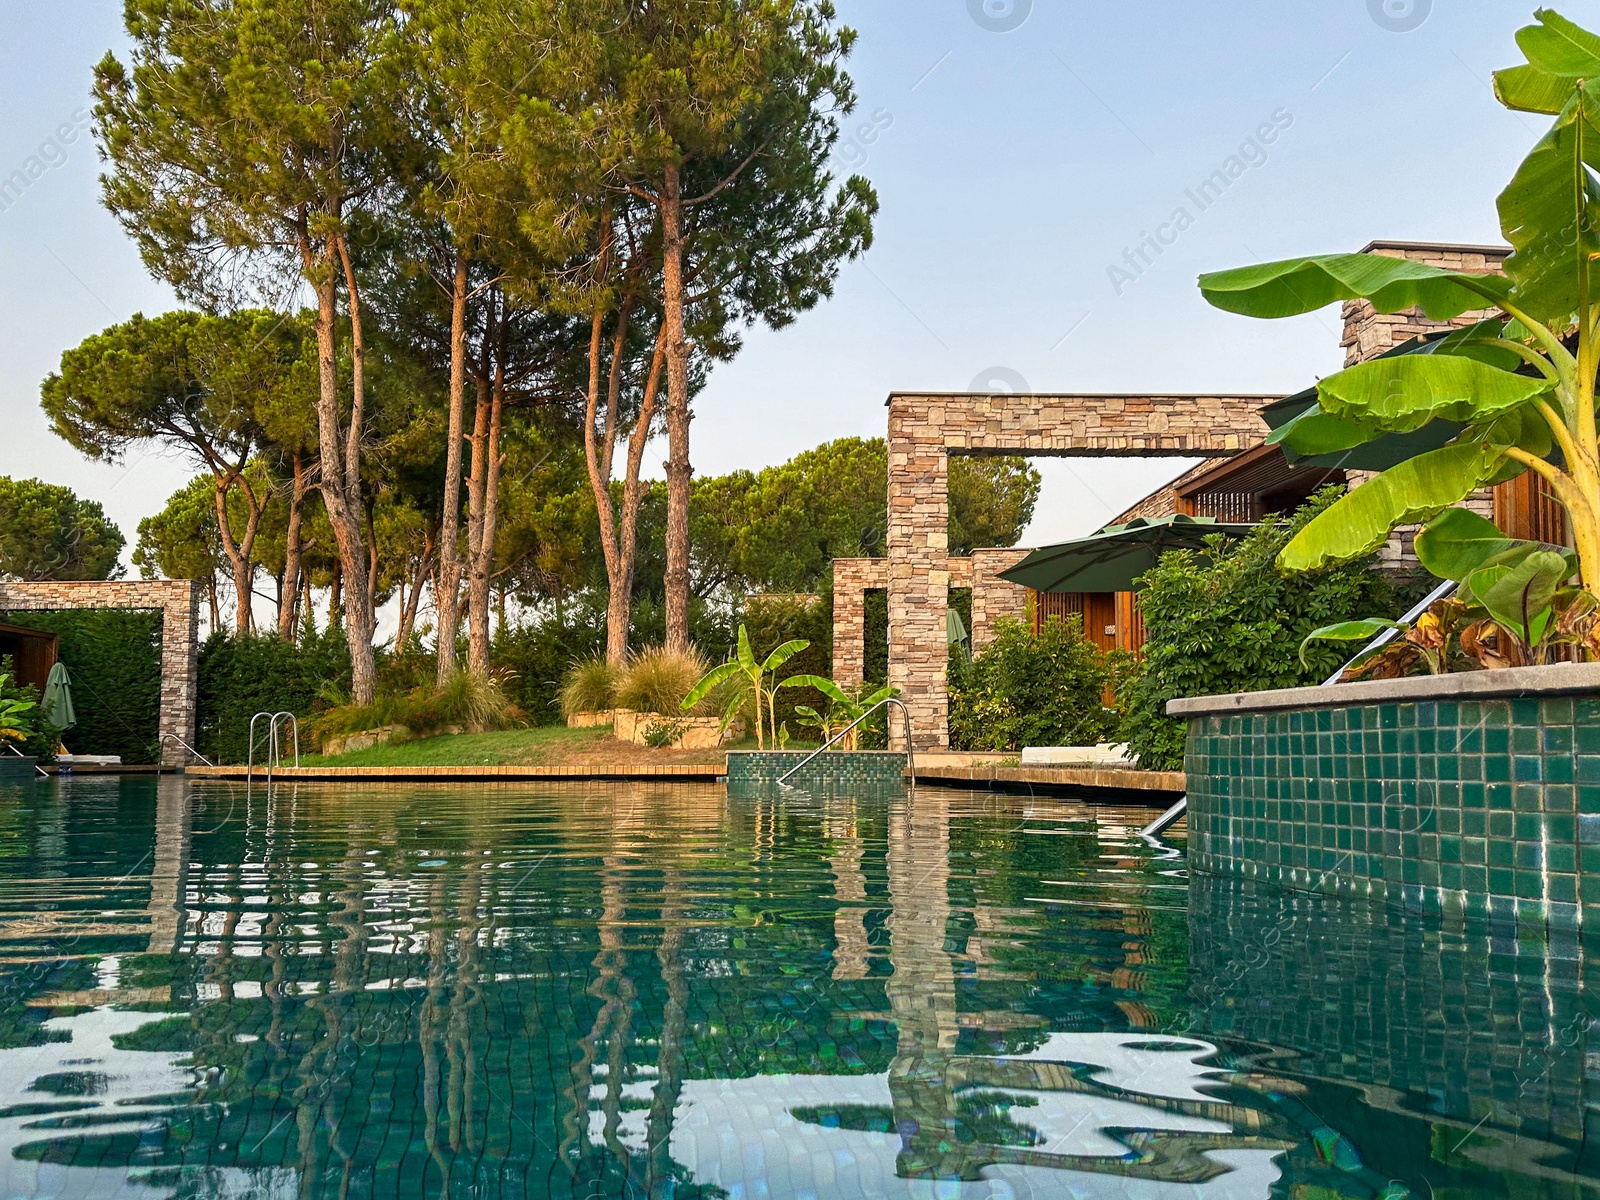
[1323,578,1457,685]
[248,712,300,780]
[777,697,914,789]
[159,733,214,767]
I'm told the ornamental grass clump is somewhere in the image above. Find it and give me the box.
[560,657,620,719]
[616,646,711,715]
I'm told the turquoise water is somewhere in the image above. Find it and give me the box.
[0,778,1593,1198]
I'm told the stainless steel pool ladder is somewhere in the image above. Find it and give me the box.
[776,697,914,790]
[159,733,214,767]
[247,711,300,780]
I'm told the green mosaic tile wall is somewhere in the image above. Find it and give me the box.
[725,750,907,795]
[1185,695,1600,930]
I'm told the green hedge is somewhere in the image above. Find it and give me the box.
[1116,488,1397,771]
[0,610,162,764]
[196,627,351,763]
[949,615,1118,752]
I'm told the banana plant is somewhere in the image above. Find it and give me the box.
[1198,9,1600,596]
[1302,507,1598,675]
[0,674,37,749]
[785,677,897,750]
[681,626,810,750]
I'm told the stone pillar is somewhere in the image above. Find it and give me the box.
[830,559,877,691]
[159,583,200,766]
[970,549,1031,654]
[887,403,949,751]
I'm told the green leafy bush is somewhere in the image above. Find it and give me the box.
[1,610,161,763]
[494,611,606,726]
[310,670,524,749]
[1117,488,1397,771]
[196,626,351,763]
[948,616,1118,752]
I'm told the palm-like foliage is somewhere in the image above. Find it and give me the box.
[681,627,809,750]
[784,678,896,750]
[1199,10,1600,602]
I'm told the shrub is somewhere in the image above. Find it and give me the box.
[1,609,162,764]
[196,625,351,763]
[1118,487,1396,771]
[311,669,523,749]
[948,616,1118,752]
[495,608,606,725]
[616,646,709,715]
[560,657,620,718]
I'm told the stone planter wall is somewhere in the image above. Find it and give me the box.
[1171,663,1600,931]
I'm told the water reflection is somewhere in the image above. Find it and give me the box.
[0,777,1591,1197]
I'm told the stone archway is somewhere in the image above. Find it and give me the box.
[832,549,1030,690]
[0,580,200,766]
[887,392,1271,749]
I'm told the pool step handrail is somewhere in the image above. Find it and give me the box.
[777,697,914,789]
[159,733,214,767]
[247,711,301,780]
[1323,578,1457,686]
[1140,796,1186,839]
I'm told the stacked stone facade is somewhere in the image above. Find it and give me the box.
[886,393,1271,749]
[832,551,1030,690]
[0,580,200,766]
[1341,241,1508,367]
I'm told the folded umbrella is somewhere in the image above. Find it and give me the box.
[41,661,76,731]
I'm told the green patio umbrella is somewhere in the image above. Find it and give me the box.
[999,514,1258,594]
[41,662,75,731]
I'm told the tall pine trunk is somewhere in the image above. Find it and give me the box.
[277,453,308,641]
[660,166,693,652]
[436,251,469,685]
[304,228,375,704]
[467,294,505,676]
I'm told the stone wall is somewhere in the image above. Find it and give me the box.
[886,393,1271,749]
[1341,240,1508,366]
[832,552,1030,689]
[0,580,200,766]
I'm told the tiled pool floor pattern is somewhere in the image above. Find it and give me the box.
[0,778,1592,1197]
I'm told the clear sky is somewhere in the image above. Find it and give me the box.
[0,0,1558,559]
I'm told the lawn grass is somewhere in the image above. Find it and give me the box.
[300,725,611,768]
[295,723,811,768]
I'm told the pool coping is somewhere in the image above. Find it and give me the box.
[180,760,1184,797]
[1167,661,1600,718]
[184,764,728,783]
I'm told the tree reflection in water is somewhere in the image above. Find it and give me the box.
[0,777,1592,1198]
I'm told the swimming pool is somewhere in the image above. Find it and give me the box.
[0,777,1591,1198]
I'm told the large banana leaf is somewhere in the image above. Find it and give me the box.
[1199,253,1510,321]
[1414,508,1528,581]
[761,639,810,672]
[1267,405,1382,457]
[1515,10,1600,79]
[1472,549,1571,641]
[1316,355,1550,432]
[1495,79,1600,320]
[1278,440,1506,571]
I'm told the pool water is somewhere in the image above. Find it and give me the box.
[0,778,1593,1198]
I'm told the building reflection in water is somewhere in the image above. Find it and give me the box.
[0,777,1593,1197]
